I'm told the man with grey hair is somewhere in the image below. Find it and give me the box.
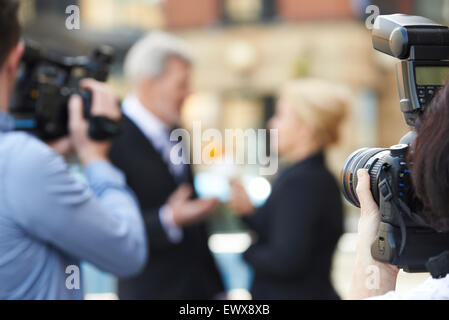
[109,31,224,300]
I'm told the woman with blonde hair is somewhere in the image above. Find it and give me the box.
[228,78,350,300]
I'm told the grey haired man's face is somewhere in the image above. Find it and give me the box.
[148,56,192,127]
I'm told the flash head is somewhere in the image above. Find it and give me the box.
[372,14,449,127]
[372,14,449,60]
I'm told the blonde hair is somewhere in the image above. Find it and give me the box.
[281,78,351,147]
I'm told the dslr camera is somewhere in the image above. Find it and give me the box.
[341,14,449,275]
[10,41,121,141]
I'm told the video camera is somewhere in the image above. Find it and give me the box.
[341,14,449,276]
[10,41,121,141]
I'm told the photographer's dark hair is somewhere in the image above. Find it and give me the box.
[411,82,449,232]
[0,0,21,66]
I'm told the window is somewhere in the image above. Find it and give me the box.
[222,0,277,24]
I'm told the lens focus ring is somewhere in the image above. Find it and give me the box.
[341,148,388,207]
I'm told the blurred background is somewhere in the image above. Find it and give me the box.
[17,0,449,299]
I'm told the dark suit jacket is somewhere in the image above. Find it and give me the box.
[244,151,343,300]
[109,115,224,300]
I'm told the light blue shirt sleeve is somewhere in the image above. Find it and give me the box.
[4,136,147,278]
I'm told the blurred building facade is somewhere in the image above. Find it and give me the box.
[18,0,449,220]
[19,0,449,218]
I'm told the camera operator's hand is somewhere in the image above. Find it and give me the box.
[228,179,255,217]
[348,169,399,299]
[68,79,120,166]
[47,137,74,157]
[166,184,218,227]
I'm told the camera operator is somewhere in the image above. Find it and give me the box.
[0,0,147,299]
[349,83,449,300]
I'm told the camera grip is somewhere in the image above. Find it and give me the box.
[88,116,122,141]
[80,90,122,141]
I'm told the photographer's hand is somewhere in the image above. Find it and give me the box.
[347,169,399,299]
[68,79,120,166]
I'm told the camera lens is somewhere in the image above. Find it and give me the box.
[341,147,389,207]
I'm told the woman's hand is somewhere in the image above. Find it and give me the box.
[347,169,399,299]
[228,179,255,217]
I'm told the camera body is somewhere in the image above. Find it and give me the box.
[343,143,449,272]
[342,14,449,273]
[10,42,121,141]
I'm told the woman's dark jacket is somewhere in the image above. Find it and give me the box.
[244,151,344,300]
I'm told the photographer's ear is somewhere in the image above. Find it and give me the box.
[5,42,24,79]
[2,42,24,94]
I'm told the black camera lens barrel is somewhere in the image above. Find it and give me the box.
[341,147,389,207]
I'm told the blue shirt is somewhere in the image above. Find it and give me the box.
[0,112,147,300]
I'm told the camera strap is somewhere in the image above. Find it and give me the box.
[393,200,407,256]
[380,179,407,256]
[426,251,449,279]
[397,198,433,228]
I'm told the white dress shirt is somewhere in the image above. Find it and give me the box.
[368,274,449,300]
[122,95,185,243]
